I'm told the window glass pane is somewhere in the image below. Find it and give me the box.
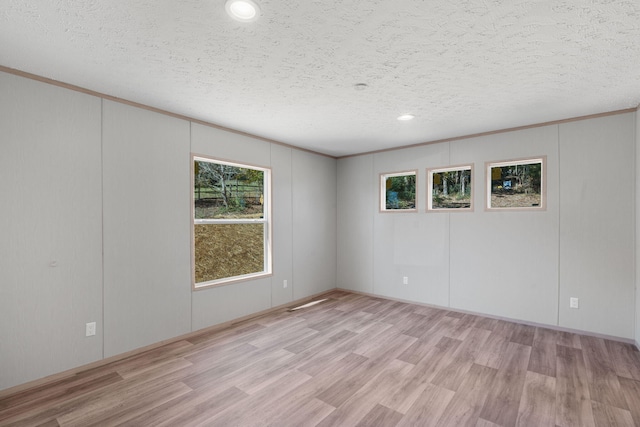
[194,161,264,219]
[194,223,265,283]
[489,161,542,208]
[192,156,271,288]
[431,168,472,209]
[383,173,416,210]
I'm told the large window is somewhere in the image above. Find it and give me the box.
[486,157,545,210]
[192,156,271,288]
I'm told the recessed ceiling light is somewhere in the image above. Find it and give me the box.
[397,114,415,121]
[225,0,260,22]
[354,83,368,91]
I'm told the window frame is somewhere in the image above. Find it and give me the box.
[379,170,418,213]
[426,164,474,212]
[191,154,272,290]
[485,156,546,211]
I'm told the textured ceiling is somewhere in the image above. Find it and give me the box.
[1,0,640,157]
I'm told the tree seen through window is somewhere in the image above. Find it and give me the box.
[193,157,270,286]
[489,159,543,209]
[383,172,416,210]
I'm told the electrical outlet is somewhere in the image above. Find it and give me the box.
[283,279,288,289]
[403,276,409,285]
[86,322,96,337]
[569,297,579,309]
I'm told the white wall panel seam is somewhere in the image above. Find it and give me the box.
[190,121,194,332]
[290,146,294,298]
[556,123,561,327]
[631,108,637,344]
[371,157,376,295]
[447,141,451,308]
[269,144,276,308]
[101,97,105,359]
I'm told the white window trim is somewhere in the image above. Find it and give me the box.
[379,170,418,213]
[192,155,272,290]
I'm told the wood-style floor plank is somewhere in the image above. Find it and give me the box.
[60,382,193,427]
[475,330,512,370]
[557,331,583,349]
[515,371,556,427]
[618,376,640,426]
[430,328,491,392]
[119,386,247,427]
[472,316,499,332]
[258,352,365,426]
[396,383,455,427]
[295,322,391,377]
[591,400,635,427]
[0,371,124,425]
[605,340,640,381]
[556,344,596,427]
[265,398,334,427]
[474,320,516,369]
[355,404,403,427]
[479,342,531,426]
[580,336,629,410]
[400,313,439,339]
[475,419,502,427]
[0,290,638,427]
[528,327,557,378]
[510,323,536,347]
[202,370,312,427]
[315,358,412,426]
[316,334,415,408]
[444,313,477,341]
[220,349,297,395]
[381,337,461,414]
[434,363,498,427]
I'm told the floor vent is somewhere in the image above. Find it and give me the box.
[287,298,329,312]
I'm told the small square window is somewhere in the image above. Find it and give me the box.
[380,171,417,212]
[427,165,473,211]
[486,157,546,210]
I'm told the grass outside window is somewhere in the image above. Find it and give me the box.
[193,156,271,288]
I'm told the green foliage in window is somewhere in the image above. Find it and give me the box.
[385,174,416,210]
[431,169,472,209]
[490,161,542,208]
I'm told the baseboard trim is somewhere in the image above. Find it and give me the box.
[2,286,635,397]
[0,289,337,398]
[337,288,637,346]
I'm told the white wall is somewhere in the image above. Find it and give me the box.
[0,71,338,392]
[337,154,374,293]
[373,145,450,306]
[292,150,337,300]
[270,144,294,307]
[337,113,636,340]
[636,107,640,347]
[102,101,192,357]
[558,114,635,338]
[450,126,560,326]
[0,73,103,389]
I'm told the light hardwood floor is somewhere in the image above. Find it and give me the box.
[1,290,640,426]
